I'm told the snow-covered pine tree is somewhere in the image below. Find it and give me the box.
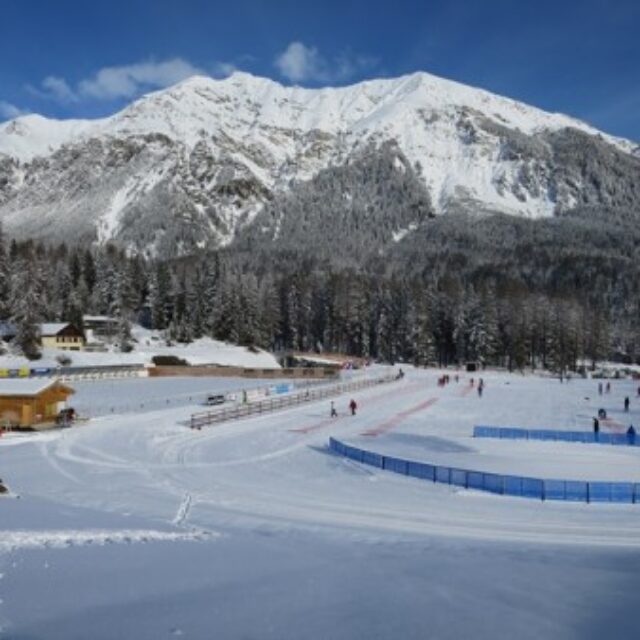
[0,222,9,318]
[82,250,97,296]
[412,293,436,366]
[257,275,280,349]
[10,257,44,359]
[53,262,73,321]
[237,273,260,347]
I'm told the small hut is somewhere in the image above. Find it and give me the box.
[0,379,75,428]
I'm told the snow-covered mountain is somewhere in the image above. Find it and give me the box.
[0,71,638,255]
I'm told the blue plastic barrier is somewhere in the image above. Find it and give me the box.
[565,481,588,502]
[475,426,640,447]
[521,477,544,500]
[610,483,634,504]
[329,438,342,454]
[589,482,614,502]
[450,468,467,488]
[344,445,363,463]
[435,466,450,484]
[503,428,527,440]
[544,480,565,501]
[483,473,504,494]
[527,429,550,441]
[407,461,435,481]
[328,439,639,504]
[467,471,484,491]
[503,476,523,497]
[474,426,501,438]
[362,451,383,468]
[384,456,408,475]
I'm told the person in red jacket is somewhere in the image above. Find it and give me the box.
[349,399,357,416]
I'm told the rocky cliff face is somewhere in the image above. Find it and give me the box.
[0,71,637,256]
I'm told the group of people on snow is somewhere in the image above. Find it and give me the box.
[597,382,612,395]
[330,399,357,418]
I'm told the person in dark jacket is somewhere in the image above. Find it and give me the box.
[349,399,357,416]
[624,396,630,412]
[593,417,600,434]
[627,424,636,444]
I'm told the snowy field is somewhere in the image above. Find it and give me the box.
[68,376,306,418]
[0,332,281,370]
[1,367,640,639]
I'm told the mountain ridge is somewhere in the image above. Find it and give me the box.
[0,70,638,256]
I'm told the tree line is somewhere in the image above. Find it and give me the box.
[0,223,618,371]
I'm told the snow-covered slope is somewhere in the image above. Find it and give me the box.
[0,71,638,254]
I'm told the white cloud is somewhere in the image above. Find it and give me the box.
[274,41,376,83]
[212,61,238,77]
[275,42,325,82]
[78,58,206,100]
[31,58,210,103]
[0,101,26,120]
[42,76,77,102]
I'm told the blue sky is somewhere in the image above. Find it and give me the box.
[1,0,639,140]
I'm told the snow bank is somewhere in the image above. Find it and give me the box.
[0,333,280,370]
[0,529,214,553]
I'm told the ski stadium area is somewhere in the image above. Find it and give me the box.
[1,366,639,639]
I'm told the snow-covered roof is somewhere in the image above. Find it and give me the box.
[0,379,73,397]
[83,315,117,323]
[40,323,71,336]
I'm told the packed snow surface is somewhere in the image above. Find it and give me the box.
[1,367,639,638]
[0,332,281,369]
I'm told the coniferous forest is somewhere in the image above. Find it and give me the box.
[0,201,635,371]
[2,136,639,370]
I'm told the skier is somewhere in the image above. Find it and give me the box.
[598,382,603,396]
[593,417,600,434]
[624,396,630,412]
[477,384,483,398]
[627,424,636,444]
[330,401,338,418]
[606,382,611,394]
[349,399,357,416]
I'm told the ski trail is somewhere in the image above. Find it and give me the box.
[288,381,430,435]
[361,398,439,437]
[173,492,192,526]
[289,416,339,434]
[40,439,82,485]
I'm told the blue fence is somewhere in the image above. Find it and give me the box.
[474,425,639,447]
[328,437,640,504]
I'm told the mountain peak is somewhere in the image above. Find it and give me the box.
[1,68,638,257]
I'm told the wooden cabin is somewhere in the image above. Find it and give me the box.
[0,379,75,428]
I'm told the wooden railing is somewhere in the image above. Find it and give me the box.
[189,373,399,429]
